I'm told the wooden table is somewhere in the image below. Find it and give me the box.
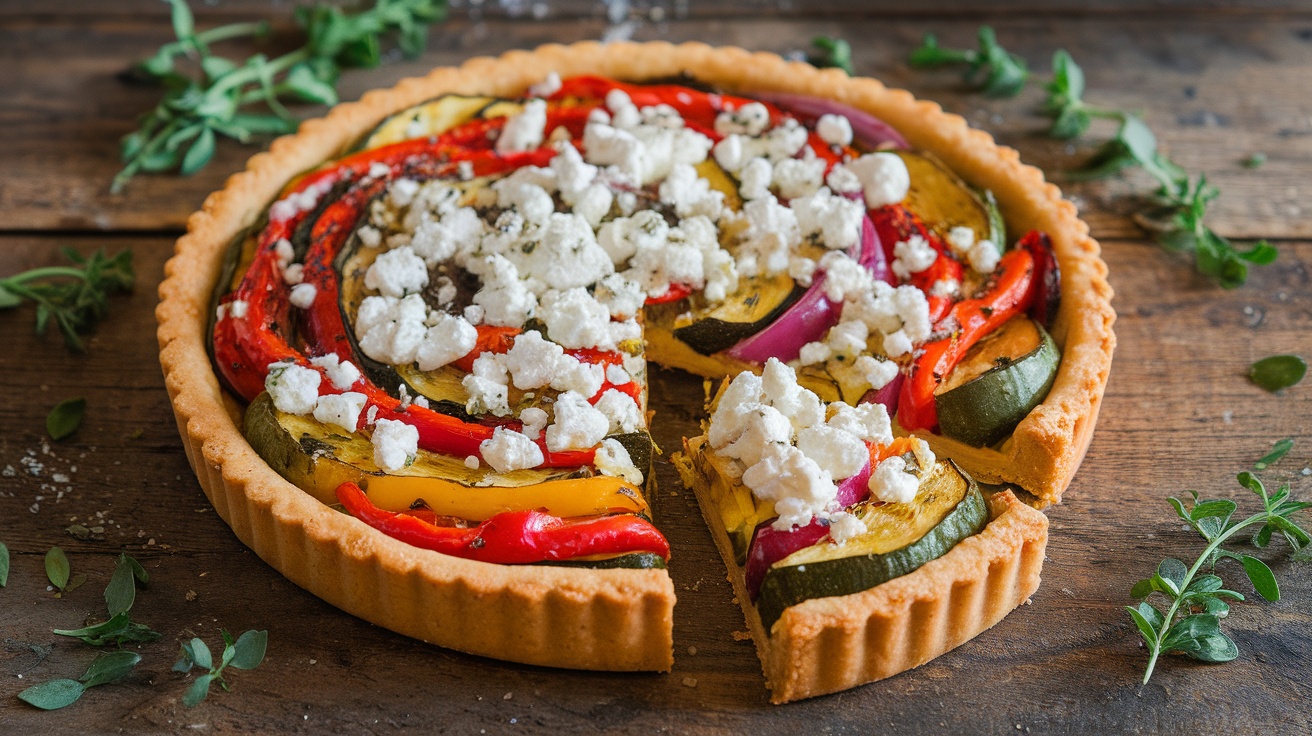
[2,2,1310,732]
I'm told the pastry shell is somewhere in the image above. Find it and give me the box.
[157,41,1111,673]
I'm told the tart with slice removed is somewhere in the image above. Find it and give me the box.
[157,42,1113,696]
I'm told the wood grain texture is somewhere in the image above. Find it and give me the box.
[0,227,1309,732]
[2,12,1311,239]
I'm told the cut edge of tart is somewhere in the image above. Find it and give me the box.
[157,42,1114,676]
[674,435,1048,704]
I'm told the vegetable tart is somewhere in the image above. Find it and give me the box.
[157,41,1114,702]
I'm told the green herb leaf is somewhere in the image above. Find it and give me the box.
[1156,558,1187,592]
[47,397,86,441]
[1239,555,1280,601]
[810,36,854,75]
[1242,152,1266,169]
[229,630,268,670]
[1125,604,1158,646]
[907,27,1027,97]
[183,673,214,707]
[180,126,217,176]
[1255,438,1294,470]
[45,546,70,590]
[0,541,9,588]
[18,679,86,710]
[1249,355,1307,393]
[104,557,138,616]
[54,611,162,646]
[1129,578,1154,599]
[80,650,142,688]
[1174,631,1240,662]
[188,638,214,671]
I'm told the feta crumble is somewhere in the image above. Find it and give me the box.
[372,419,419,473]
[313,391,367,433]
[479,427,545,473]
[265,363,320,415]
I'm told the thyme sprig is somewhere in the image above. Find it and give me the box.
[0,248,134,351]
[113,0,446,193]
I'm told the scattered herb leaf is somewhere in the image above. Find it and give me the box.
[45,547,71,591]
[175,629,269,706]
[1255,438,1294,471]
[104,554,145,616]
[1242,152,1266,169]
[1042,50,1119,139]
[0,249,135,351]
[0,541,9,588]
[1129,468,1311,683]
[909,27,1029,97]
[46,397,87,441]
[55,611,162,647]
[114,0,447,192]
[809,36,854,75]
[1249,355,1306,393]
[17,651,141,711]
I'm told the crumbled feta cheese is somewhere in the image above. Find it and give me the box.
[816,251,874,303]
[737,195,799,276]
[265,363,320,415]
[797,341,832,366]
[930,278,960,298]
[759,118,809,160]
[479,426,545,473]
[462,353,512,416]
[465,455,480,469]
[357,225,382,248]
[715,102,771,137]
[583,122,644,182]
[356,294,428,365]
[597,210,668,266]
[282,263,305,285]
[228,300,248,319]
[593,273,646,319]
[573,184,614,228]
[792,187,864,250]
[825,163,862,194]
[946,226,976,260]
[518,406,549,440]
[816,114,854,147]
[545,391,610,452]
[772,157,826,200]
[713,134,746,173]
[495,98,547,154]
[868,455,919,504]
[410,207,485,265]
[743,443,837,531]
[501,331,565,389]
[658,163,726,220]
[519,213,615,291]
[826,511,866,545]
[848,152,910,209]
[796,424,868,480]
[416,313,478,371]
[388,178,421,208]
[826,402,894,446]
[737,157,773,201]
[309,354,362,391]
[538,287,616,350]
[605,363,632,385]
[313,391,367,433]
[967,239,1001,274]
[825,319,869,357]
[707,371,765,448]
[365,246,429,298]
[371,418,419,473]
[891,235,939,281]
[550,355,606,397]
[289,283,318,309]
[469,255,537,328]
[594,389,644,433]
[528,71,562,98]
[494,178,555,225]
[882,329,913,358]
[595,438,644,485]
[720,404,794,467]
[854,355,899,391]
[761,358,824,430]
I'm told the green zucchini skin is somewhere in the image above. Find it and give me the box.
[672,280,804,356]
[540,552,667,570]
[756,479,990,633]
[935,324,1061,448]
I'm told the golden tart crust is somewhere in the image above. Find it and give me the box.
[157,42,1113,675]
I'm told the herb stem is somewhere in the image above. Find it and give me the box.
[1142,512,1265,684]
[194,20,270,46]
[2,267,91,285]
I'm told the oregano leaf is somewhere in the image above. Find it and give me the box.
[47,398,86,441]
[45,546,70,590]
[18,679,86,710]
[1239,555,1280,601]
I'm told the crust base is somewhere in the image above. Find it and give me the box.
[158,41,1108,673]
[675,437,1047,703]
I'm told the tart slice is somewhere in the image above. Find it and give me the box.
[674,361,1048,703]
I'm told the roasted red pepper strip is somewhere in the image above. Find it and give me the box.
[452,325,523,373]
[336,482,670,563]
[897,247,1037,433]
[868,204,964,323]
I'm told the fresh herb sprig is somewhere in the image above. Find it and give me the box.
[909,27,1029,98]
[0,541,10,588]
[113,0,446,193]
[810,36,854,76]
[907,32,1276,287]
[1128,449,1310,684]
[174,630,269,706]
[18,651,142,711]
[0,248,134,351]
[53,554,160,646]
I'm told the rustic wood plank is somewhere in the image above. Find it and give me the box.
[1,15,1310,242]
[1,230,1309,730]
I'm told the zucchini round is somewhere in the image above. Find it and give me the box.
[756,461,989,632]
[671,272,804,355]
[935,318,1061,448]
